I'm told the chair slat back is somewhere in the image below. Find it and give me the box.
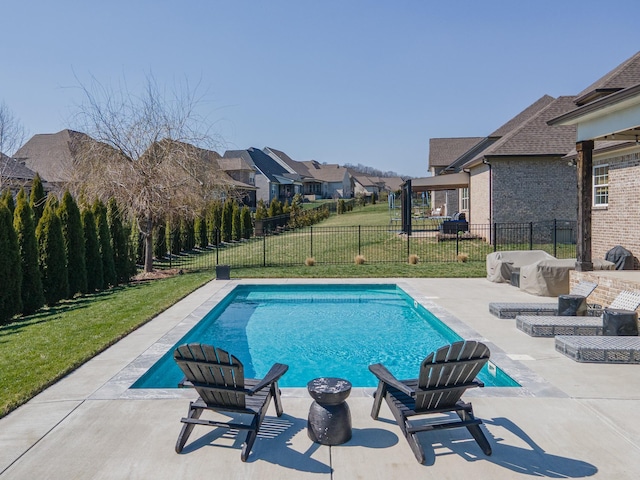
[415,341,489,411]
[571,281,598,298]
[174,343,246,408]
[609,290,640,311]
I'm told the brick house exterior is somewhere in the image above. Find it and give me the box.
[550,51,640,268]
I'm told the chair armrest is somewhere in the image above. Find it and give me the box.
[247,363,289,395]
[369,363,415,397]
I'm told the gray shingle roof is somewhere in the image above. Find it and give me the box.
[489,95,556,137]
[300,161,348,182]
[575,51,640,106]
[465,96,577,165]
[13,129,93,183]
[428,137,484,168]
[1,156,37,181]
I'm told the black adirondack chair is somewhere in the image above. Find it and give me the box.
[173,343,288,461]
[369,340,492,463]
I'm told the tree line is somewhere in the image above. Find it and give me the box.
[0,174,136,323]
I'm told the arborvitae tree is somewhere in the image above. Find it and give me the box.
[180,217,195,251]
[0,203,22,323]
[255,199,268,220]
[153,222,166,259]
[1,189,15,215]
[194,213,207,248]
[58,191,87,297]
[29,173,46,224]
[82,208,103,291]
[268,198,282,217]
[231,204,241,241]
[127,219,141,276]
[36,196,68,306]
[206,200,223,245]
[94,199,116,288]
[240,205,253,239]
[221,198,234,243]
[107,198,130,285]
[167,220,181,255]
[13,189,44,315]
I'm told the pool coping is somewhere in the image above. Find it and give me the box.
[90,280,566,401]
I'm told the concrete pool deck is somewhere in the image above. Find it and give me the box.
[1,277,640,478]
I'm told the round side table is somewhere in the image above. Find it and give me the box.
[307,377,352,445]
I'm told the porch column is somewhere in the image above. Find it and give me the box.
[575,140,594,271]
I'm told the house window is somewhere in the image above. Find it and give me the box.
[593,164,609,206]
[460,187,469,211]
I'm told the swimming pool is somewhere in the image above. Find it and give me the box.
[132,284,519,388]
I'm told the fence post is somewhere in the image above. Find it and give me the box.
[358,225,361,256]
[456,229,460,257]
[215,228,219,265]
[529,222,533,250]
[553,219,557,257]
[407,228,410,260]
[263,232,266,267]
[493,223,497,252]
[169,232,173,268]
[310,226,313,259]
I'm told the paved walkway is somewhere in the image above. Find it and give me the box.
[1,277,640,479]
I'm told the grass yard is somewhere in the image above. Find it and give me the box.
[0,271,214,418]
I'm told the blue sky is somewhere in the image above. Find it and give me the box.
[1,0,639,177]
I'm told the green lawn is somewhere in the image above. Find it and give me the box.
[0,271,214,417]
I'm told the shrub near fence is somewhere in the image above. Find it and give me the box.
[156,220,577,270]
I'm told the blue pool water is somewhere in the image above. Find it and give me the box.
[132,284,519,388]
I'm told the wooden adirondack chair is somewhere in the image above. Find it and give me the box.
[369,340,492,463]
[173,343,288,461]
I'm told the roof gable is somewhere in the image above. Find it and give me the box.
[13,129,94,183]
[489,95,556,137]
[468,96,577,161]
[575,51,640,106]
[428,137,484,168]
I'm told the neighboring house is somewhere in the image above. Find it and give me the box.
[265,147,352,199]
[427,137,484,215]
[549,51,640,269]
[13,129,94,192]
[350,173,379,198]
[299,160,351,199]
[0,153,38,194]
[417,94,576,225]
[224,148,302,204]
[214,156,258,208]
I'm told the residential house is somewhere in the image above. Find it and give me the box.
[417,94,576,227]
[427,137,483,215]
[215,156,258,208]
[13,129,93,192]
[0,153,38,194]
[223,148,302,204]
[549,51,640,268]
[299,160,351,199]
[265,147,352,199]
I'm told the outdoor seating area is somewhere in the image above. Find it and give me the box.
[3,277,640,479]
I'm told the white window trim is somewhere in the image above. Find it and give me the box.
[593,163,609,207]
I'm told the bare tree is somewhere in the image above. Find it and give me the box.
[0,101,27,191]
[71,75,229,272]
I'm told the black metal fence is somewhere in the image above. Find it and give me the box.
[154,219,577,270]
